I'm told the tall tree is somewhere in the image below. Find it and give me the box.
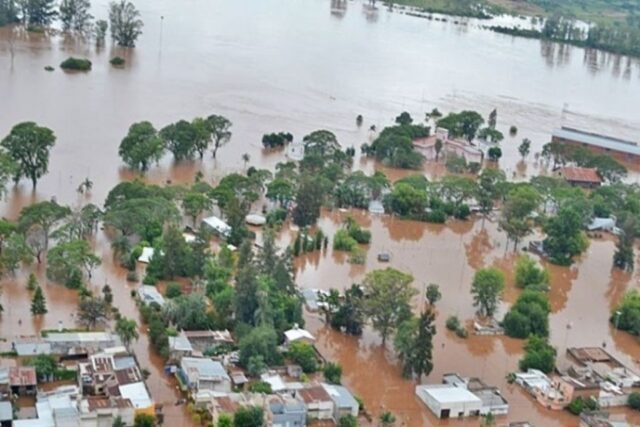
[31,286,47,315]
[543,206,587,266]
[292,175,324,227]
[191,117,212,159]
[499,185,540,250]
[1,122,55,189]
[59,0,92,33]
[363,268,417,345]
[470,268,504,318]
[394,309,436,379]
[22,0,57,26]
[118,121,165,171]
[425,283,441,306]
[77,296,109,330]
[518,138,531,160]
[47,239,100,287]
[18,201,70,252]
[108,0,143,47]
[234,241,259,325]
[115,317,139,350]
[182,191,212,226]
[613,216,636,272]
[206,115,232,159]
[160,120,197,161]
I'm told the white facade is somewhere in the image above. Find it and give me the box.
[415,385,482,419]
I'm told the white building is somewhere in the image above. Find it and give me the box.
[180,358,231,394]
[415,384,482,419]
[322,383,359,420]
[296,385,334,420]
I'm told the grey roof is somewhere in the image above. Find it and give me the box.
[270,399,306,414]
[15,342,52,356]
[113,356,137,370]
[0,401,12,421]
[169,333,193,352]
[553,127,640,156]
[322,384,359,409]
[181,358,230,381]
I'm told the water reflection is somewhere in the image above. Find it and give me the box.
[330,0,347,19]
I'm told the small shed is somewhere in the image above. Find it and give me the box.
[284,326,315,346]
[245,214,266,226]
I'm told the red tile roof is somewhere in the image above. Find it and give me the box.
[559,167,601,184]
[297,385,331,403]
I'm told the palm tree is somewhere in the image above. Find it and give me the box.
[115,317,139,351]
[76,177,94,194]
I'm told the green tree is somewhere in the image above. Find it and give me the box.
[436,111,484,142]
[118,121,165,171]
[613,217,636,272]
[109,0,143,47]
[182,191,213,227]
[31,286,47,315]
[239,325,279,367]
[331,285,365,336]
[0,232,33,275]
[18,201,70,252]
[628,392,640,410]
[164,282,182,299]
[94,19,108,43]
[233,406,263,427]
[288,341,317,373]
[434,138,443,162]
[478,127,504,143]
[477,168,506,223]
[543,206,588,265]
[470,268,504,318]
[59,0,92,33]
[160,120,197,161]
[487,146,502,161]
[425,283,441,306]
[395,111,413,126]
[78,296,110,330]
[499,185,540,250]
[1,121,55,188]
[515,255,549,289]
[218,414,233,427]
[133,414,155,427]
[115,317,139,350]
[323,362,342,384]
[22,0,57,26]
[47,240,101,287]
[292,175,324,227]
[394,309,435,379]
[383,182,427,217]
[25,354,56,381]
[519,335,556,374]
[518,138,531,160]
[363,268,417,345]
[112,416,125,427]
[26,272,38,291]
[503,290,550,338]
[191,117,213,159]
[207,115,232,159]
[165,293,211,330]
[611,290,640,336]
[302,130,340,157]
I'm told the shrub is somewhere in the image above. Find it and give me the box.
[266,208,287,226]
[567,396,597,415]
[510,125,518,135]
[446,315,461,331]
[165,282,182,299]
[288,342,317,373]
[323,362,342,384]
[453,204,470,220]
[629,392,640,410]
[333,229,357,252]
[349,248,366,264]
[519,335,556,374]
[515,255,549,290]
[126,271,139,282]
[60,57,92,71]
[44,66,54,72]
[249,381,272,394]
[110,56,125,66]
[503,290,550,339]
[425,210,447,223]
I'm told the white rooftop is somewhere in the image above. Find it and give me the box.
[45,332,114,343]
[119,382,152,409]
[284,327,315,343]
[261,374,287,392]
[416,384,482,405]
[137,247,156,264]
[246,214,266,226]
[202,216,231,236]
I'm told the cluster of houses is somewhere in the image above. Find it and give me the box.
[1,331,155,426]
[165,325,360,427]
[515,347,640,413]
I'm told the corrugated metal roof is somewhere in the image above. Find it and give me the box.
[553,127,640,156]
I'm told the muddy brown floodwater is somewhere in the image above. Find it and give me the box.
[292,210,640,426]
[1,0,640,425]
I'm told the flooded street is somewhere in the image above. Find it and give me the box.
[1,0,640,425]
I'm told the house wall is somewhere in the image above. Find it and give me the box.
[480,403,508,416]
[198,379,231,394]
[416,389,481,418]
[305,401,333,420]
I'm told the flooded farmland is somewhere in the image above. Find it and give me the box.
[1,0,640,425]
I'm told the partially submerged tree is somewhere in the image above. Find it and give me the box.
[118,121,165,171]
[1,122,56,189]
[31,286,47,315]
[59,0,93,33]
[470,268,504,318]
[363,268,417,345]
[394,309,436,379]
[109,0,143,47]
[206,115,232,159]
